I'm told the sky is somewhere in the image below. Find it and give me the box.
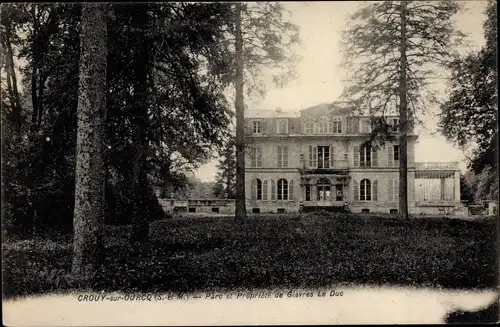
[195,1,489,183]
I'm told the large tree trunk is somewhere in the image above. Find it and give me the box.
[72,3,107,280]
[398,1,409,220]
[130,5,151,243]
[234,3,246,222]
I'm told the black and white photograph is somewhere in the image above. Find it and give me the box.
[1,1,499,325]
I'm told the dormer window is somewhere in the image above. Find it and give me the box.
[317,116,327,134]
[304,118,314,134]
[253,121,261,134]
[277,119,288,134]
[361,119,371,133]
[391,118,399,132]
[331,116,342,134]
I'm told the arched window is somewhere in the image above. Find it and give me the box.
[317,116,327,134]
[332,116,342,134]
[360,179,371,201]
[304,117,314,134]
[317,178,331,200]
[277,179,288,200]
[251,179,263,200]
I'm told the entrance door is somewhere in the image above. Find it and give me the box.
[335,184,343,201]
[317,178,332,206]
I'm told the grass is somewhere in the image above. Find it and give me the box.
[2,213,498,299]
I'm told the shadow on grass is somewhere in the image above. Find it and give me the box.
[3,214,498,299]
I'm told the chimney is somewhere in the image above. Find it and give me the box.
[275,106,282,113]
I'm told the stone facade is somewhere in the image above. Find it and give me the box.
[244,103,461,214]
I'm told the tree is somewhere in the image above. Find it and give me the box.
[340,1,465,219]
[439,0,497,193]
[213,137,236,199]
[228,3,300,222]
[71,3,107,280]
[234,2,246,222]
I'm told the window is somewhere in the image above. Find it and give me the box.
[390,209,398,214]
[360,179,371,201]
[252,121,261,134]
[277,119,288,134]
[250,147,262,167]
[361,209,370,214]
[252,208,260,213]
[305,185,311,201]
[262,180,268,201]
[331,116,342,134]
[309,145,318,168]
[317,116,327,134]
[304,118,314,134]
[317,146,330,169]
[188,207,196,213]
[277,145,289,167]
[391,119,399,132]
[360,145,371,167]
[277,179,289,200]
[361,119,371,133]
[393,145,400,161]
[317,178,331,201]
[212,207,219,213]
[251,179,263,200]
[277,208,286,213]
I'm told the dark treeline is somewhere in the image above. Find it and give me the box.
[1,2,299,237]
[2,3,235,236]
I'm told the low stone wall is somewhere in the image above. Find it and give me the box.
[159,198,469,216]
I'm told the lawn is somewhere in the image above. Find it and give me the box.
[2,213,498,299]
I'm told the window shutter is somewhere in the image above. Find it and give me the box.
[251,180,257,200]
[283,146,289,167]
[388,146,393,167]
[267,145,274,167]
[388,180,394,202]
[394,179,399,200]
[353,180,359,201]
[276,145,281,167]
[257,147,262,167]
[263,180,268,201]
[271,180,276,200]
[308,146,313,168]
[353,146,359,167]
[372,148,378,167]
[312,146,318,168]
[289,180,294,200]
[330,145,335,168]
[372,180,378,201]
